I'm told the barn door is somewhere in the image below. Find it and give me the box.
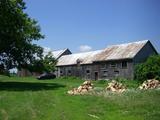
[94,72,98,80]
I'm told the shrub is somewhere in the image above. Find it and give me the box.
[134,55,160,81]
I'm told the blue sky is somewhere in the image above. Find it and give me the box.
[25,0,160,53]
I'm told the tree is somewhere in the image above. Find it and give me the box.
[134,55,160,81]
[42,52,57,73]
[28,52,57,73]
[0,0,44,73]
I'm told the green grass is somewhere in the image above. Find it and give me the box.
[0,75,160,120]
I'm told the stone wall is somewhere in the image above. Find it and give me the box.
[57,59,134,80]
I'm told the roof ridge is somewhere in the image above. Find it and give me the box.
[106,40,149,48]
[60,49,103,57]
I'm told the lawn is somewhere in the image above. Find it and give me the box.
[0,75,160,120]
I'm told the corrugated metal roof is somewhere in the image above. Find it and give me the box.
[52,48,68,59]
[56,40,149,66]
[94,40,149,61]
[57,50,102,66]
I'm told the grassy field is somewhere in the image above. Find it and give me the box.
[0,75,160,120]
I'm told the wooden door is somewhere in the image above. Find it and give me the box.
[94,72,98,80]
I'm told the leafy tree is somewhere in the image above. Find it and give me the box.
[42,52,57,73]
[0,0,44,73]
[28,52,57,73]
[134,55,160,81]
[27,59,44,74]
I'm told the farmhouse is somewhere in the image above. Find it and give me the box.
[56,40,158,80]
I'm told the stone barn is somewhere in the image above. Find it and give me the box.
[56,40,158,80]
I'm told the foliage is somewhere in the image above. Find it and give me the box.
[42,52,57,73]
[28,52,57,73]
[0,0,44,72]
[135,55,160,81]
[27,59,44,73]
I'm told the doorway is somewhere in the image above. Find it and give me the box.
[94,72,98,80]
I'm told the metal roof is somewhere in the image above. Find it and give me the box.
[94,40,149,61]
[57,50,102,66]
[56,40,149,66]
[52,48,68,59]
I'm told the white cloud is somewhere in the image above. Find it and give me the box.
[79,45,92,52]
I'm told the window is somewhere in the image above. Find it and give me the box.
[114,70,119,76]
[122,61,127,68]
[101,64,106,69]
[102,70,108,77]
[60,70,63,76]
[68,70,71,75]
[86,70,90,74]
[110,62,116,68]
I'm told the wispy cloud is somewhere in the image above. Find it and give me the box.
[79,45,92,52]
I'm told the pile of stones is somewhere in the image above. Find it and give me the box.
[106,80,126,93]
[67,81,93,95]
[139,79,160,90]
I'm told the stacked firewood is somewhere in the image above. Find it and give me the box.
[106,80,126,93]
[139,79,160,90]
[67,81,93,95]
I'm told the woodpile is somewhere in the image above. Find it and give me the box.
[67,81,93,95]
[139,79,160,90]
[106,80,126,93]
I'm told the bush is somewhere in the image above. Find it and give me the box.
[134,55,160,81]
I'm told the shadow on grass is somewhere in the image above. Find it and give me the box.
[0,81,66,91]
